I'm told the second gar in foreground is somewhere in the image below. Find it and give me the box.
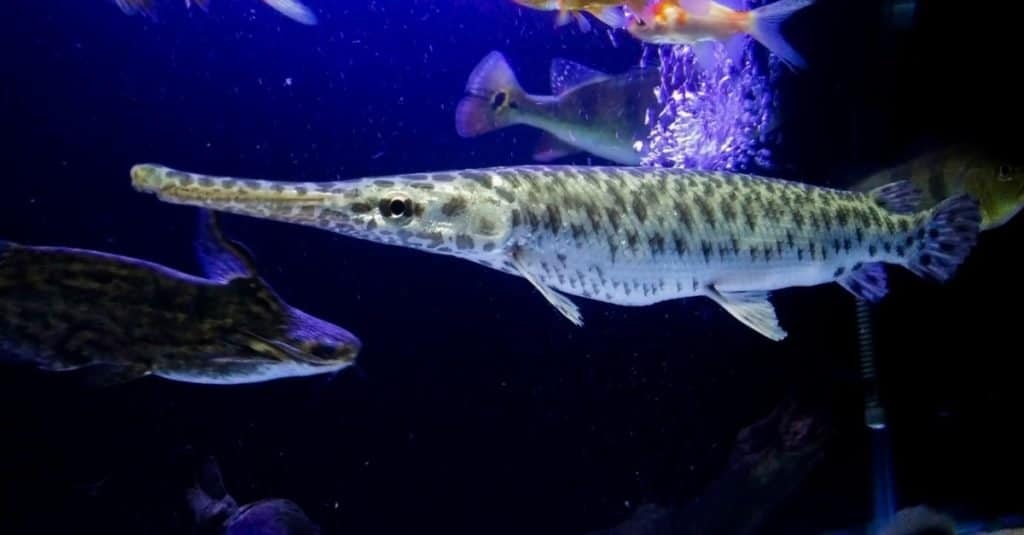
[130,163,982,341]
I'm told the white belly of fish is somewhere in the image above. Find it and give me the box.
[518,234,846,307]
[155,360,348,385]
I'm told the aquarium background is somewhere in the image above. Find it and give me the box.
[2,0,1022,533]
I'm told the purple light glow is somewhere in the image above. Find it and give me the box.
[639,23,783,172]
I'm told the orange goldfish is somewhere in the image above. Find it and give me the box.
[512,0,649,31]
[627,0,814,70]
[113,0,316,25]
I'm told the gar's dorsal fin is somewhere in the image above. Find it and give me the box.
[549,57,611,96]
[195,209,260,283]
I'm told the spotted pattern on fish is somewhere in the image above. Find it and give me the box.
[130,164,976,331]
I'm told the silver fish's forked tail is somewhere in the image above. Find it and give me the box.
[749,0,816,70]
[455,51,525,138]
[262,0,317,25]
[131,163,983,342]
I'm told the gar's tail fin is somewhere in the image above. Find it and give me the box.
[455,51,525,138]
[907,194,982,282]
[748,0,815,70]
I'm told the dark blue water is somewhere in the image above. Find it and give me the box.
[2,1,1021,533]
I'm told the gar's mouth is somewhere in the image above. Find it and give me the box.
[274,340,359,366]
[130,163,167,193]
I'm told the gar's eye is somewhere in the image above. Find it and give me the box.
[380,196,413,219]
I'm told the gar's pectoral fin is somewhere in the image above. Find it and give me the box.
[509,249,583,326]
[706,286,787,341]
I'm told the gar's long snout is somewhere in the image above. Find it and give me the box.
[130,163,359,233]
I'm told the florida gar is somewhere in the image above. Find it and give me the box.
[130,164,982,341]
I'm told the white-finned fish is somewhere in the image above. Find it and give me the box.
[130,163,982,341]
[456,51,661,165]
[113,0,317,25]
[626,0,815,70]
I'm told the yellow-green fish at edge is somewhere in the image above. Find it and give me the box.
[852,145,1024,232]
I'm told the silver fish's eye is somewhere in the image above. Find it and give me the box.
[380,196,413,219]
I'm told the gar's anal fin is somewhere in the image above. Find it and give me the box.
[706,287,787,341]
[838,263,888,302]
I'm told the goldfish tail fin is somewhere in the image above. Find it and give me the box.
[456,51,524,138]
[906,194,981,282]
[587,6,628,28]
[572,11,593,32]
[748,0,814,70]
[116,0,159,20]
[623,0,650,20]
[262,0,317,25]
[555,9,574,27]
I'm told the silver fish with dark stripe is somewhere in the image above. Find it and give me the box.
[130,163,982,341]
